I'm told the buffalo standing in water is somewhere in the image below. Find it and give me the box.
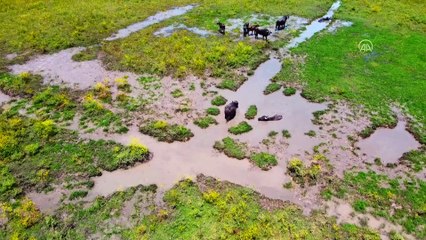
[258,114,283,121]
[225,101,239,122]
[255,28,271,41]
[275,16,289,30]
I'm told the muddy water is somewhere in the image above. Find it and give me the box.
[105,5,196,41]
[154,24,212,37]
[358,119,421,165]
[287,1,341,48]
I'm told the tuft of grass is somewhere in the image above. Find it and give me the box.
[268,131,278,137]
[263,83,281,95]
[213,137,247,160]
[139,120,194,143]
[249,152,278,170]
[194,116,218,129]
[71,46,99,62]
[171,89,184,98]
[216,79,239,91]
[282,129,291,138]
[0,73,43,97]
[305,130,316,137]
[400,149,426,172]
[69,190,88,200]
[283,87,296,96]
[245,105,257,120]
[206,107,220,116]
[211,96,227,106]
[228,121,253,135]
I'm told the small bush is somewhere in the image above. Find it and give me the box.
[194,116,218,129]
[283,87,296,96]
[213,137,247,160]
[206,107,220,116]
[228,121,253,135]
[211,96,227,106]
[245,105,257,120]
[250,152,278,170]
[171,89,184,98]
[264,83,281,95]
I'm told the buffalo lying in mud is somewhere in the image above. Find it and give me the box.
[225,101,239,122]
[217,22,226,34]
[275,16,289,30]
[258,114,283,121]
[318,17,332,23]
[255,28,271,41]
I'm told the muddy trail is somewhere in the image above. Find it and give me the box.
[7,2,422,232]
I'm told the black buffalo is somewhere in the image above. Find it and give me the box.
[255,28,271,41]
[258,114,283,121]
[243,23,250,37]
[217,22,226,35]
[275,16,289,31]
[248,24,259,35]
[225,101,239,122]
[318,17,332,23]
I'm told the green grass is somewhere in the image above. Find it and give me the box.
[324,171,426,239]
[69,190,88,200]
[274,2,426,143]
[0,72,43,97]
[71,46,99,62]
[249,152,278,170]
[400,149,426,172]
[0,113,150,195]
[283,87,296,96]
[171,89,184,98]
[305,130,316,137]
[282,129,291,138]
[245,105,257,120]
[206,107,220,116]
[263,82,281,95]
[287,155,331,187]
[211,95,227,106]
[139,120,194,143]
[216,78,246,91]
[228,121,253,135]
[213,137,247,160]
[194,116,218,129]
[122,176,380,239]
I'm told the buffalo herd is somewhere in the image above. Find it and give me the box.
[224,101,282,122]
[217,15,290,41]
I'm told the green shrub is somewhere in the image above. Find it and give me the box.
[249,152,278,170]
[263,83,281,95]
[69,190,88,200]
[213,137,247,160]
[228,121,253,135]
[245,105,257,120]
[206,107,220,116]
[194,116,218,129]
[283,87,296,96]
[211,96,227,106]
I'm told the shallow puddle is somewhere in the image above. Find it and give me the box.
[154,24,212,37]
[105,5,196,41]
[358,119,421,165]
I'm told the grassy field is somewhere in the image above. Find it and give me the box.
[274,0,426,143]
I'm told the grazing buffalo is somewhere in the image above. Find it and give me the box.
[255,28,271,41]
[217,22,226,35]
[275,16,289,30]
[225,101,239,122]
[318,17,332,23]
[258,114,283,121]
[243,23,250,37]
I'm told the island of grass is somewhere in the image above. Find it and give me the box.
[249,152,278,170]
[213,137,247,160]
[206,107,220,116]
[245,105,257,120]
[211,95,227,106]
[194,116,218,129]
[228,121,253,135]
[139,120,194,143]
[283,87,296,96]
[263,83,281,95]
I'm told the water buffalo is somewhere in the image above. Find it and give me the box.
[243,23,250,37]
[248,24,259,35]
[255,28,271,41]
[318,17,332,23]
[275,16,289,30]
[225,101,239,122]
[217,22,226,35]
[258,114,283,121]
